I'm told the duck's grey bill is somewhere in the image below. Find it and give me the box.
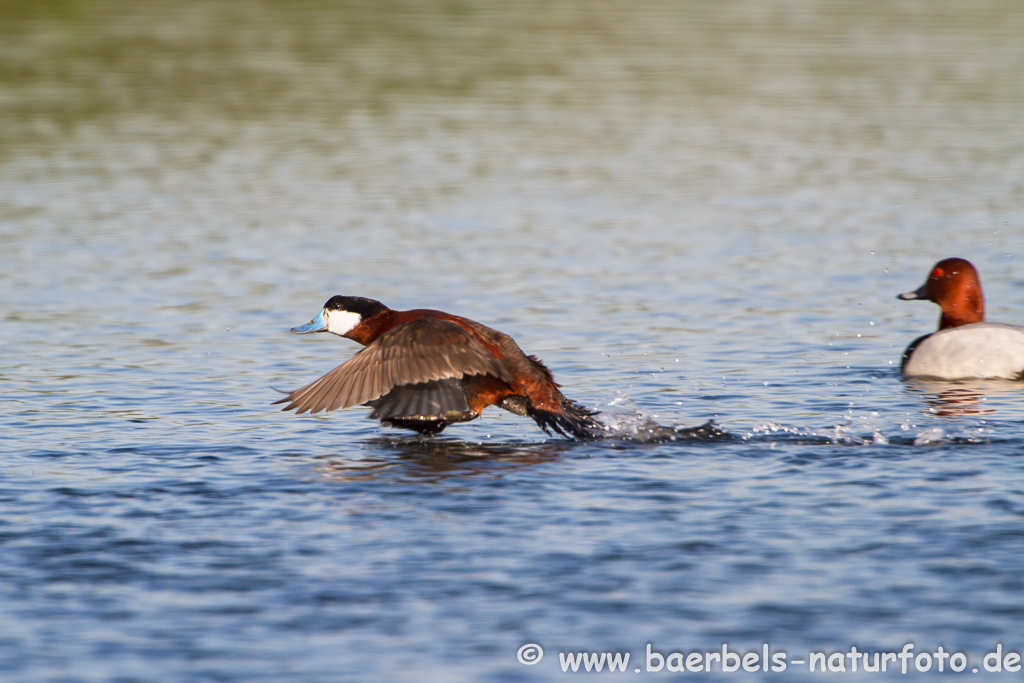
[291,310,328,334]
[897,284,927,301]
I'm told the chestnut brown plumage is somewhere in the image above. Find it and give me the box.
[275,297,602,438]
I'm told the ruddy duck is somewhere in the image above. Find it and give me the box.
[275,296,603,438]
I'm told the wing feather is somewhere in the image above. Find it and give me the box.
[275,318,512,414]
[323,372,349,413]
[366,379,473,421]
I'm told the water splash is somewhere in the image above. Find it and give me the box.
[591,395,730,442]
[743,420,890,446]
[913,426,946,446]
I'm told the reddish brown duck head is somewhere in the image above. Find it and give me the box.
[898,257,985,330]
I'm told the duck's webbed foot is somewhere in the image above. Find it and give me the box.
[497,395,530,416]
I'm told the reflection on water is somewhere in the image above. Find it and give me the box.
[905,378,1024,418]
[312,438,573,482]
[313,420,735,481]
[926,388,994,418]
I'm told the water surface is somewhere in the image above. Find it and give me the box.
[2,1,1024,680]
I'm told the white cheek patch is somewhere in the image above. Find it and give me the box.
[325,310,362,336]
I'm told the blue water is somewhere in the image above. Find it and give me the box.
[3,1,1024,680]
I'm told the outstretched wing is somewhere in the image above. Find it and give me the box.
[274,318,512,414]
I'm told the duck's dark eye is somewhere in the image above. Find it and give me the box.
[324,295,349,311]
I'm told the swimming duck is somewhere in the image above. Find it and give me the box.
[897,257,1024,380]
[275,296,603,438]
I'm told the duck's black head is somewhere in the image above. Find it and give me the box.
[323,296,389,320]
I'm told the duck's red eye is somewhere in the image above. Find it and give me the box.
[932,267,944,278]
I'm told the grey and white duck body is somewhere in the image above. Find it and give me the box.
[897,258,1024,380]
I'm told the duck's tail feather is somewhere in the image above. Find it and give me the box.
[529,398,605,440]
